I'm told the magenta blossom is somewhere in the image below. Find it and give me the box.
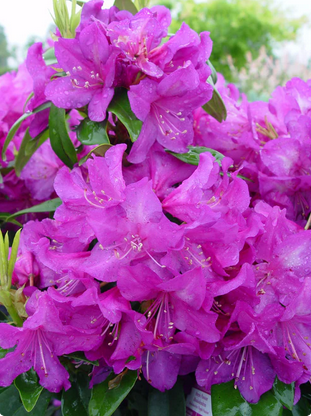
[127,62,213,163]
[45,21,117,121]
[0,291,102,392]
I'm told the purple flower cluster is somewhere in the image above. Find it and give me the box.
[0,0,311,407]
[4,142,311,401]
[0,58,93,217]
[194,74,311,226]
[44,0,213,161]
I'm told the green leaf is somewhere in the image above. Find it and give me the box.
[8,229,21,283]
[49,104,78,168]
[5,198,62,222]
[45,406,61,416]
[0,346,8,358]
[43,48,57,66]
[78,144,112,166]
[62,378,90,416]
[64,351,99,366]
[128,391,148,416]
[0,310,8,322]
[108,88,142,142]
[23,92,34,113]
[77,118,110,145]
[114,0,138,13]
[76,373,92,411]
[167,146,225,166]
[211,381,283,416]
[13,390,52,416]
[208,59,218,84]
[202,77,227,122]
[291,397,311,416]
[15,128,50,177]
[148,380,186,416]
[14,369,44,412]
[167,146,252,181]
[250,389,283,416]
[2,102,51,160]
[0,385,23,415]
[88,370,137,416]
[273,377,294,410]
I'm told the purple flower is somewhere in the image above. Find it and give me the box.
[45,21,116,121]
[54,144,126,213]
[20,140,63,201]
[118,263,220,344]
[82,177,183,281]
[269,277,311,380]
[0,291,102,392]
[162,152,250,224]
[127,61,213,163]
[124,142,196,200]
[107,6,171,78]
[151,22,212,77]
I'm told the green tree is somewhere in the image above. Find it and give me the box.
[158,0,307,81]
[0,25,10,74]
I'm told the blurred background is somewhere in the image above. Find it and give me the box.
[0,0,310,101]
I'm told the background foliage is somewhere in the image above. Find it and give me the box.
[157,0,307,82]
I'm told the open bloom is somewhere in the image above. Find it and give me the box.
[128,62,212,163]
[45,21,116,121]
[0,291,102,392]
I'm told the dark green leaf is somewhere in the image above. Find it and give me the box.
[76,373,92,411]
[88,370,137,416]
[0,214,22,227]
[0,310,8,322]
[202,77,227,122]
[78,144,112,166]
[44,405,61,416]
[5,198,62,222]
[125,356,136,364]
[0,385,23,415]
[211,381,283,416]
[273,377,294,410]
[111,410,122,416]
[13,390,52,416]
[62,377,90,416]
[128,391,148,416]
[2,102,51,160]
[0,346,8,358]
[49,104,78,168]
[108,89,142,142]
[292,397,311,416]
[77,118,110,145]
[43,48,57,66]
[64,351,99,366]
[167,146,225,166]
[250,390,283,416]
[14,369,43,412]
[15,128,49,176]
[300,382,311,401]
[208,59,218,84]
[114,0,138,13]
[148,380,186,416]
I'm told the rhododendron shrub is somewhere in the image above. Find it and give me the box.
[0,0,311,415]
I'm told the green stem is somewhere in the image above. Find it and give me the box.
[6,304,23,327]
